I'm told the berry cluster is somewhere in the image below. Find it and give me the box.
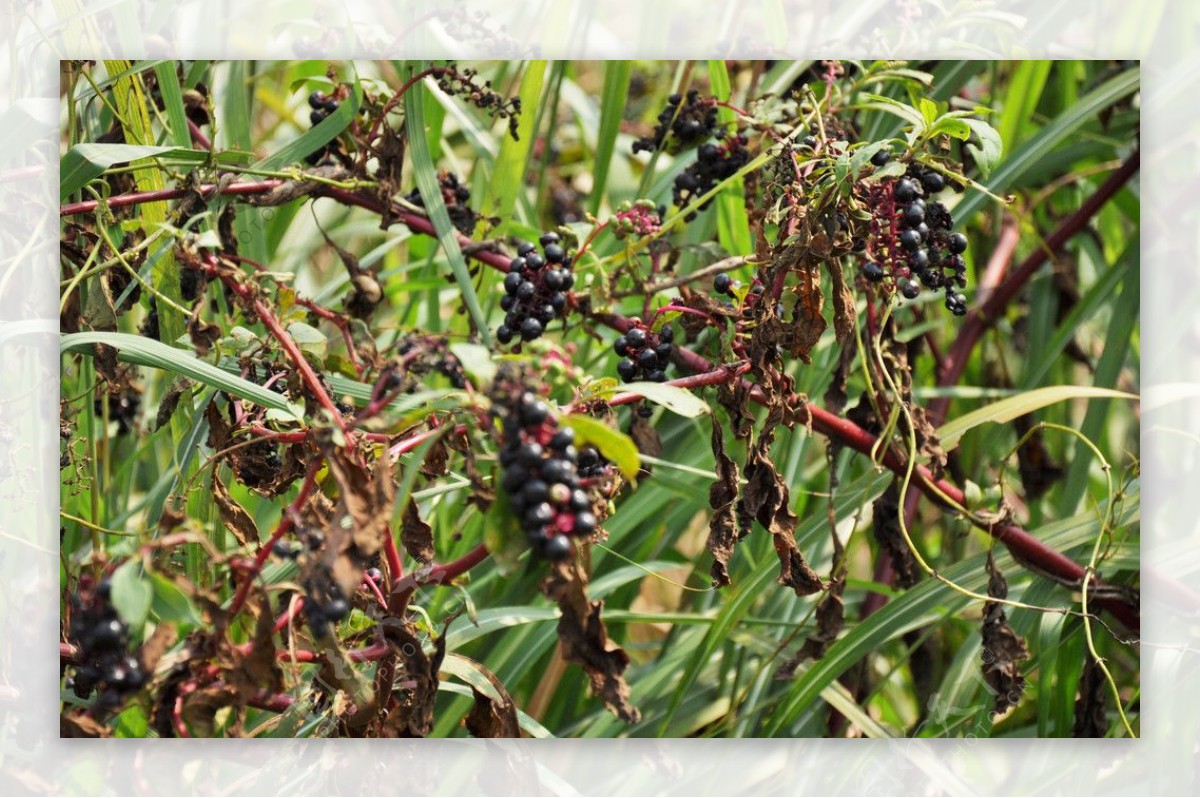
[860,166,969,315]
[496,233,575,347]
[613,324,674,384]
[632,90,718,155]
[404,171,478,236]
[395,337,469,390]
[612,200,663,240]
[304,90,341,166]
[302,573,351,640]
[434,66,522,140]
[673,134,751,219]
[67,578,146,709]
[497,393,600,561]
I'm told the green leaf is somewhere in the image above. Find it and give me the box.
[110,560,153,630]
[858,93,926,131]
[560,415,640,480]
[591,61,632,216]
[150,572,202,625]
[449,342,497,387]
[938,385,1138,450]
[60,144,243,201]
[619,381,711,418]
[153,62,192,148]
[254,80,363,172]
[963,117,1003,177]
[918,97,939,126]
[61,332,301,419]
[405,81,493,345]
[285,322,327,358]
[482,61,547,227]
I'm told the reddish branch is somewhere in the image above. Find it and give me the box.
[226,463,320,619]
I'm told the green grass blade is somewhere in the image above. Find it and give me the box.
[481,61,546,229]
[153,62,192,148]
[404,82,493,345]
[61,331,299,417]
[591,61,632,216]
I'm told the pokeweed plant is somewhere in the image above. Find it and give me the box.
[58,59,1140,739]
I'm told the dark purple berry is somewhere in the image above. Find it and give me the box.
[862,261,885,282]
[544,243,566,263]
[617,359,638,381]
[899,229,921,252]
[497,324,513,344]
[714,273,732,295]
[614,336,629,357]
[504,272,523,294]
[549,428,575,450]
[625,327,647,348]
[948,232,968,254]
[900,279,921,300]
[921,171,945,194]
[520,317,543,341]
[893,178,918,202]
[573,511,597,536]
[544,269,566,290]
[540,534,573,561]
[870,148,891,167]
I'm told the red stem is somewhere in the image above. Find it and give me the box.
[60,179,284,216]
[226,463,320,619]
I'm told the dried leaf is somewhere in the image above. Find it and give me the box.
[981,551,1029,715]
[872,481,920,589]
[738,407,822,595]
[187,314,221,356]
[154,378,190,431]
[828,259,856,346]
[540,560,640,723]
[461,659,520,738]
[377,623,447,737]
[212,471,258,548]
[630,411,662,461]
[706,419,741,589]
[1013,414,1065,501]
[60,712,112,738]
[181,684,241,738]
[1072,653,1108,737]
[138,621,179,675]
[319,446,397,600]
[401,499,434,564]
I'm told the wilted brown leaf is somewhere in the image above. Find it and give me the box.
[212,471,258,548]
[376,623,447,737]
[981,552,1029,715]
[707,419,741,589]
[401,498,434,564]
[738,407,822,596]
[872,481,919,589]
[1073,653,1108,737]
[541,560,640,723]
[320,446,397,600]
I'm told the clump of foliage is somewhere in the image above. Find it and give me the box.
[59,59,1140,739]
